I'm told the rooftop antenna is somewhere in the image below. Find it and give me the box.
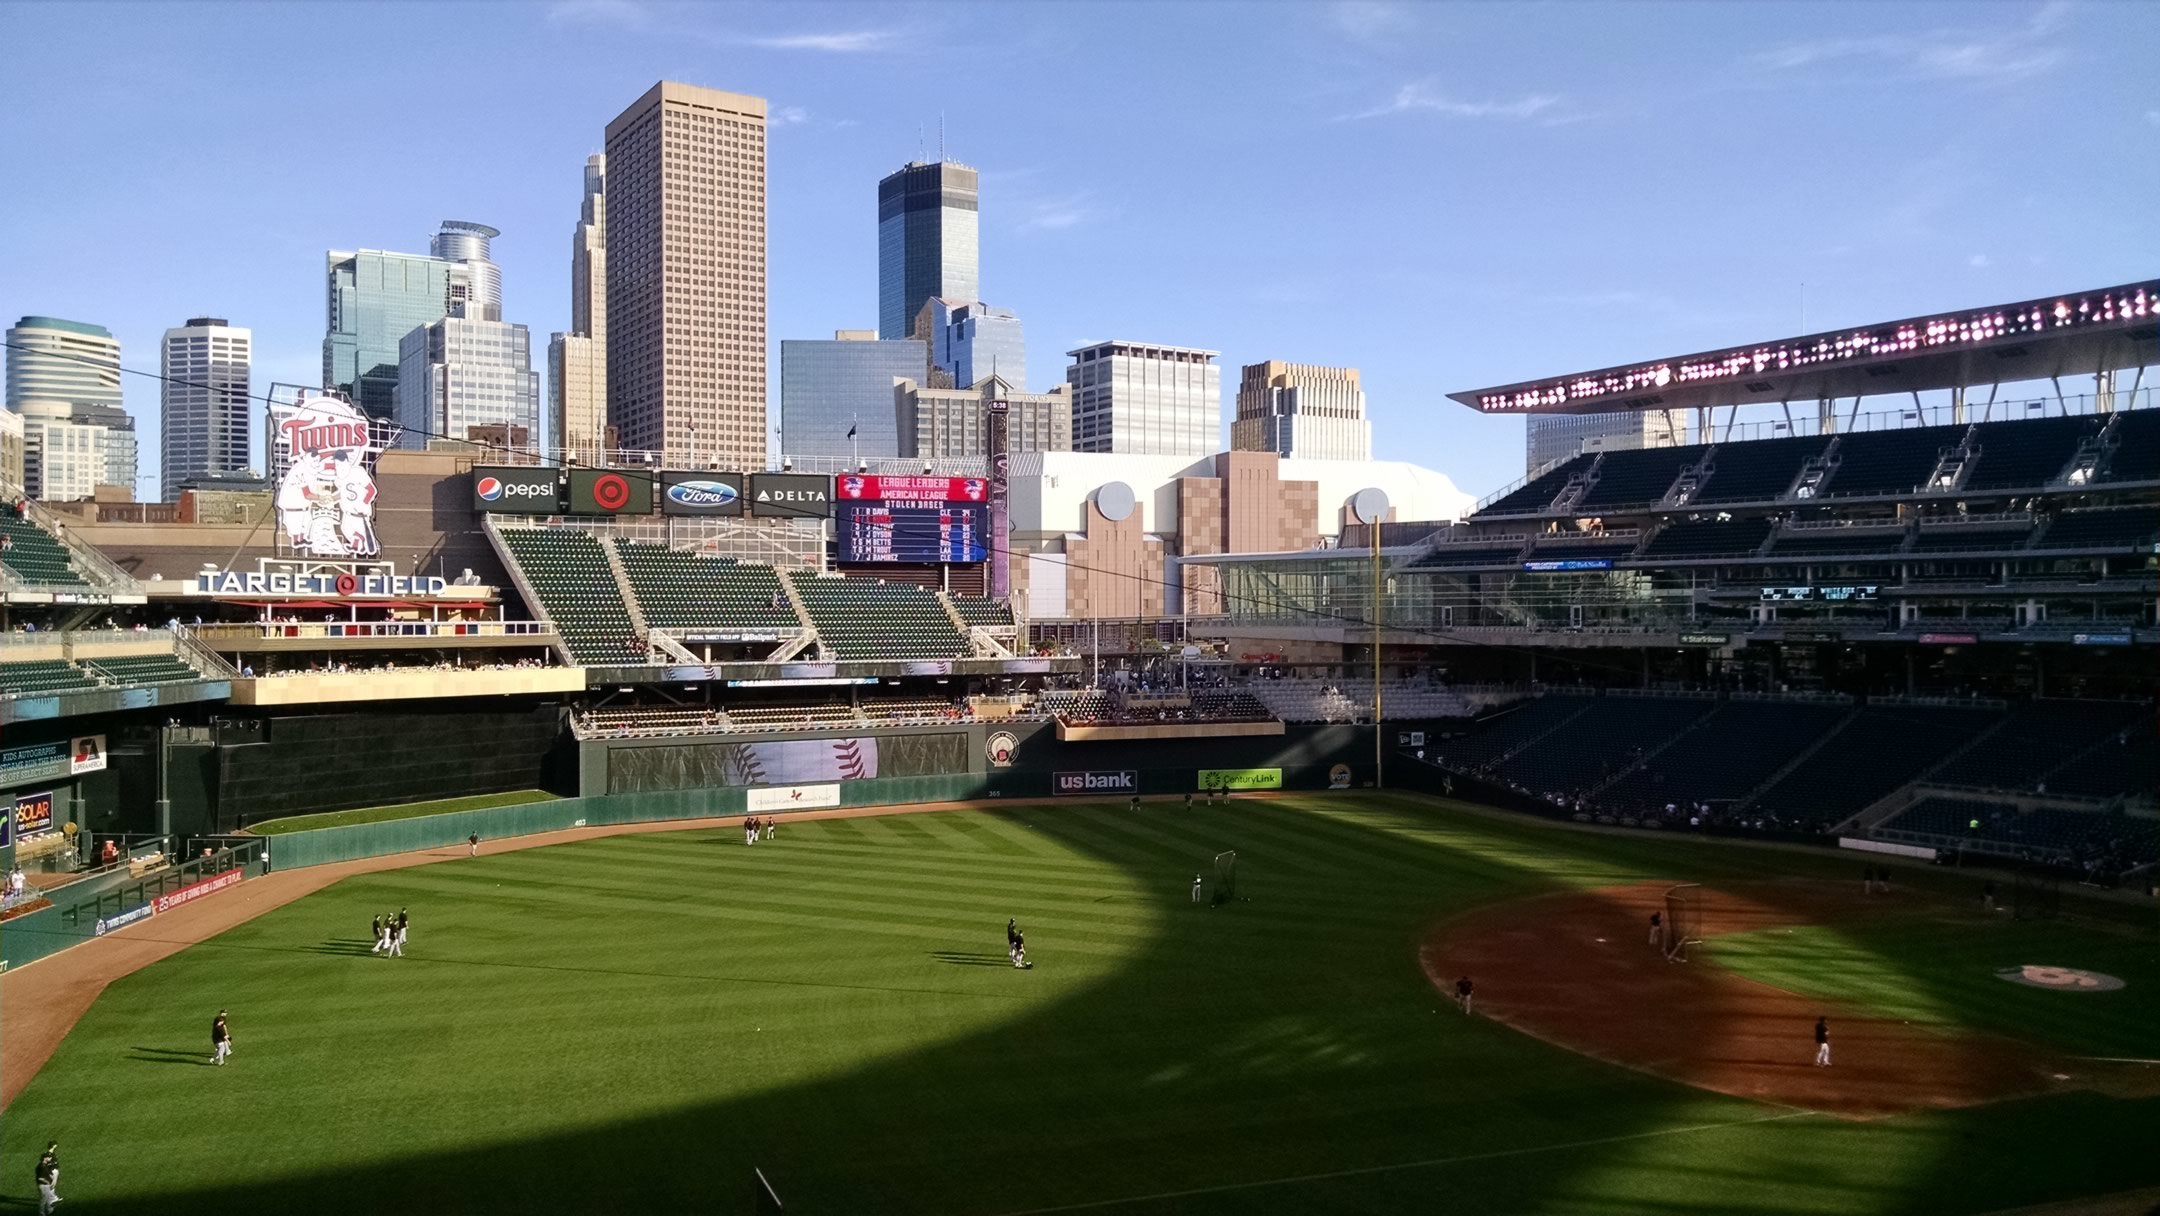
[918,123,925,163]
[940,112,946,161]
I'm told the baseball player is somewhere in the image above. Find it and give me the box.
[394,908,410,955]
[1184,791,1193,811]
[1129,795,1140,813]
[1006,918,1021,952]
[1648,910,1663,946]
[763,815,776,841]
[744,816,758,846]
[211,1010,233,1065]
[1813,1017,1831,1066]
[468,833,481,857]
[1009,929,1028,969]
[370,915,386,954]
[1455,976,1475,1014]
[1191,874,1203,904]
[34,1141,59,1215]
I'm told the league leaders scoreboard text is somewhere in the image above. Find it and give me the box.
[835,475,990,564]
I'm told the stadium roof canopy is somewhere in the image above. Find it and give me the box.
[1448,280,2160,416]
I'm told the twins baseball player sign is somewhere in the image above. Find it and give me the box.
[271,391,382,558]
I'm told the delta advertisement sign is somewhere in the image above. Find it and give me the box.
[1055,770,1137,795]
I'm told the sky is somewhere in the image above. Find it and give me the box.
[2,0,2156,502]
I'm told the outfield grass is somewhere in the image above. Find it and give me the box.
[246,789,559,835]
[5,796,2158,1214]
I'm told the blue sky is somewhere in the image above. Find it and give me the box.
[3,0,2156,500]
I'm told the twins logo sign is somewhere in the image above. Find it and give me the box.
[271,391,379,557]
[985,731,1018,768]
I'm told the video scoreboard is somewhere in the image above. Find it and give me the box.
[834,475,990,564]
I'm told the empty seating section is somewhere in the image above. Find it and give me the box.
[1881,797,2159,868]
[614,542,801,637]
[723,703,858,729]
[499,529,643,664]
[1768,528,1908,558]
[1751,706,1994,824]
[2040,508,2160,550]
[1640,518,1772,559]
[1431,697,1587,771]
[1600,702,1850,819]
[790,575,970,660]
[1250,680,1364,722]
[81,655,204,685]
[1574,445,1707,511]
[1042,689,1112,721]
[0,504,89,587]
[1931,700,2146,792]
[1823,425,1959,497]
[1413,544,1524,568]
[2045,725,2158,800]
[859,697,966,723]
[1478,455,1595,516]
[1,659,99,698]
[1192,691,1272,720]
[1908,526,2031,554]
[1525,541,1636,564]
[1963,416,2096,491]
[1695,437,1823,503]
[1483,697,1715,793]
[948,595,1014,626]
[2102,410,2160,482]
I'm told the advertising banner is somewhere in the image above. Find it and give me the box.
[746,783,842,812]
[748,474,833,519]
[1055,770,1137,795]
[1329,763,1353,789]
[473,466,564,514]
[1,741,71,792]
[93,904,157,937]
[2071,632,2132,646]
[569,469,656,516]
[1678,632,1731,646]
[152,868,243,915]
[13,790,56,838]
[660,472,745,517]
[834,475,988,503]
[1522,558,1613,572]
[70,735,107,775]
[1198,768,1283,791]
[270,390,382,557]
[1918,633,1978,645]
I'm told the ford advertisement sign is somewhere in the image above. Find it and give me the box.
[661,471,745,517]
[473,466,563,513]
[1055,770,1137,795]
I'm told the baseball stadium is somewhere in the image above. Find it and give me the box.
[1,281,2157,1215]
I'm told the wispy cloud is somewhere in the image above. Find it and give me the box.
[772,106,810,126]
[1751,1,2069,83]
[1329,1,1412,42]
[2146,110,2160,127]
[1020,195,1109,233]
[1968,254,1992,268]
[1340,81,1580,125]
[745,30,896,53]
[545,0,649,28]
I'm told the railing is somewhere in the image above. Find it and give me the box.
[0,477,143,592]
[194,620,557,643]
[1917,511,2034,529]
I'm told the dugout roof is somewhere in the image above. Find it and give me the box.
[1449,279,2160,416]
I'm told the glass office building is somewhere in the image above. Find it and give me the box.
[779,334,928,460]
[324,250,468,419]
[5,316,137,499]
[396,317,540,449]
[878,161,979,340]
[916,299,1026,391]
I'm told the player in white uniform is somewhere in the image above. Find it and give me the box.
[332,454,377,554]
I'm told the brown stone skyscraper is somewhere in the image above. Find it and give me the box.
[603,82,768,467]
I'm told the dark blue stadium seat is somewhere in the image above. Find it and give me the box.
[1575,446,1708,511]
[1694,435,1826,503]
[1963,416,2098,491]
[1823,425,1962,497]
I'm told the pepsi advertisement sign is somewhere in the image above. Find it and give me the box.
[473,467,563,514]
[661,471,745,517]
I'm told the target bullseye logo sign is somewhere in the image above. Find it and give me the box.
[333,573,359,596]
[592,473,631,511]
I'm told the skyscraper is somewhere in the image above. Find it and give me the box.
[779,331,928,460]
[160,318,253,499]
[323,221,501,420]
[397,316,540,450]
[604,81,768,467]
[1524,412,1687,474]
[4,316,137,500]
[550,153,609,463]
[1065,341,1222,457]
[897,375,1072,460]
[1231,361,1371,462]
[914,298,1025,391]
[878,161,979,341]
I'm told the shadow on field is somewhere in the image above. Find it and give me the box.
[25,796,2160,1216]
[127,1047,212,1068]
[299,939,380,957]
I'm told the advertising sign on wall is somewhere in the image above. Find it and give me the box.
[271,391,382,557]
[748,474,833,519]
[569,469,656,516]
[1329,763,1353,789]
[1197,768,1283,791]
[13,790,56,838]
[660,472,745,517]
[93,904,157,936]
[152,868,243,915]
[473,466,564,514]
[1,741,71,792]
[1055,770,1136,795]
[834,475,988,503]
[69,735,106,775]
[746,783,842,812]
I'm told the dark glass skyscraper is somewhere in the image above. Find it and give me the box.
[878,161,979,340]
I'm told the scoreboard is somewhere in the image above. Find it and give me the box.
[834,475,990,563]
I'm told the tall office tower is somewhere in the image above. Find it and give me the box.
[0,408,22,488]
[160,318,253,499]
[897,375,1071,460]
[1524,412,1687,474]
[550,153,609,462]
[878,160,979,340]
[4,316,137,500]
[323,220,500,420]
[397,317,541,449]
[430,221,503,322]
[1231,361,1371,462]
[913,298,1024,391]
[1064,340,1222,456]
[779,331,928,460]
[605,81,768,467]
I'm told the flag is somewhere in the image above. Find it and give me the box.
[847,423,857,439]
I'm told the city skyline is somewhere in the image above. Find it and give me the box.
[4,1,2157,500]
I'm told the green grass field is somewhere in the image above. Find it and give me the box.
[246,789,558,835]
[6,795,2158,1214]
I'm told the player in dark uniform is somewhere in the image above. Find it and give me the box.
[1648,910,1663,947]
[1455,976,1475,1014]
[1129,795,1140,813]
[468,832,481,857]
[369,915,385,954]
[211,1009,233,1066]
[34,1141,59,1215]
[1813,1016,1831,1066]
[1184,792,1193,811]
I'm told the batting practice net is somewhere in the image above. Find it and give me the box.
[1663,883,1704,962]
[1213,850,1239,904]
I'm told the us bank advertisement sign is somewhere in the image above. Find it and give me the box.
[271,391,382,558]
